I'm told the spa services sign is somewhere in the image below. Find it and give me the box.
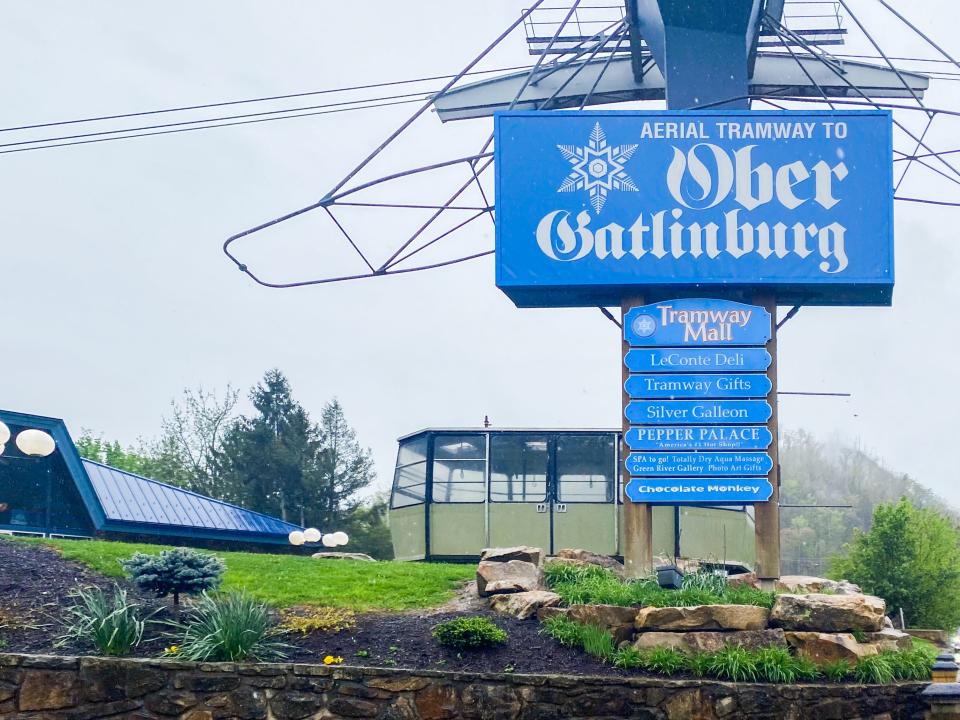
[494,110,893,308]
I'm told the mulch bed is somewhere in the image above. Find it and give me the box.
[0,539,622,675]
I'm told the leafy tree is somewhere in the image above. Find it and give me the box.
[342,495,394,560]
[830,498,960,630]
[74,432,159,477]
[121,548,226,606]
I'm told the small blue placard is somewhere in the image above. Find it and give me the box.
[624,300,770,347]
[624,348,772,373]
[625,373,771,399]
[624,425,773,451]
[625,452,773,477]
[625,399,772,425]
[624,478,774,504]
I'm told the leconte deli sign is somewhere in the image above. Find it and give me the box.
[494,110,893,307]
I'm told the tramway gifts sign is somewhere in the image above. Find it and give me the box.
[494,110,893,307]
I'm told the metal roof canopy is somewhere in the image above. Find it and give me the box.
[0,408,302,544]
[433,0,928,120]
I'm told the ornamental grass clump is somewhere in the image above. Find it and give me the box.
[432,616,508,651]
[853,653,895,684]
[122,548,225,606]
[579,625,616,662]
[58,584,148,657]
[170,591,287,662]
[539,614,586,647]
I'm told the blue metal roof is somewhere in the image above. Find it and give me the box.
[0,408,302,545]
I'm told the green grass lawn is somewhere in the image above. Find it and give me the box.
[20,538,475,612]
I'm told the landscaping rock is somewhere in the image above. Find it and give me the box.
[552,549,626,578]
[480,546,544,566]
[785,632,879,664]
[476,560,542,597]
[863,629,914,652]
[770,593,886,632]
[489,590,561,620]
[905,629,950,647]
[775,575,862,595]
[566,604,639,644]
[633,629,787,654]
[635,604,770,631]
[726,572,760,589]
[311,552,376,562]
[536,605,569,622]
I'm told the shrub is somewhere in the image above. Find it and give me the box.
[886,649,933,681]
[539,615,586,647]
[58,585,147,657]
[122,548,226,606]
[793,655,822,681]
[821,659,853,682]
[706,646,759,682]
[280,606,356,635]
[643,647,688,675]
[432,616,508,651]
[753,646,798,683]
[612,646,645,670]
[171,592,286,662]
[580,625,615,662]
[853,653,895,684]
[687,652,713,677]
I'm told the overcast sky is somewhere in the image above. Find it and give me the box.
[3,1,959,509]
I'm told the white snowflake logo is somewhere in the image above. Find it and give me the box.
[557,122,639,213]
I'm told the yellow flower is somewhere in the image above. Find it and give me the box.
[166,645,180,655]
[323,655,344,665]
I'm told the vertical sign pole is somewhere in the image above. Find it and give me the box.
[753,293,781,586]
[621,294,653,577]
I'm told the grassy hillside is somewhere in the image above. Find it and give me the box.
[23,538,474,611]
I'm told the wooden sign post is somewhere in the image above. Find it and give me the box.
[753,294,781,585]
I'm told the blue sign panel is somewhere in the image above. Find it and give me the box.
[625,452,773,477]
[495,110,894,308]
[625,399,772,425]
[624,347,772,373]
[624,478,775,505]
[625,373,771,399]
[625,425,773,452]
[624,300,770,346]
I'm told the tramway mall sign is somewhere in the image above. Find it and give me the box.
[494,110,893,307]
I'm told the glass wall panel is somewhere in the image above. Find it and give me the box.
[397,436,428,466]
[431,434,486,503]
[556,434,616,503]
[392,438,428,510]
[490,435,548,502]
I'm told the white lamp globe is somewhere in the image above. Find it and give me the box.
[288,530,305,546]
[15,429,56,457]
[331,531,349,547]
[303,527,321,543]
[321,534,337,548]
[0,421,10,446]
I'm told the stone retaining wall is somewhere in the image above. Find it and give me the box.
[0,653,928,719]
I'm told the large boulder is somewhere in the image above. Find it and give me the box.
[633,629,787,654]
[566,604,639,645]
[476,559,543,597]
[726,572,760,589]
[775,575,862,595]
[770,593,886,633]
[480,546,544,566]
[863,629,914,652]
[489,590,561,620]
[785,632,879,664]
[552,549,626,578]
[635,605,770,631]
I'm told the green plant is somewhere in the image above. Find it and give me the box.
[58,584,147,657]
[580,625,615,662]
[279,606,356,635]
[612,646,646,670]
[171,592,287,662]
[886,649,933,681]
[121,548,225,606]
[853,653,895,684]
[688,652,712,677]
[851,629,867,643]
[821,659,853,682]
[539,615,586,647]
[682,570,728,595]
[793,655,822,681]
[432,616,508,651]
[355,649,369,658]
[753,646,801,683]
[643,647,688,675]
[706,646,759,682]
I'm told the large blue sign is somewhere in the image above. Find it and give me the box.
[625,373,771,399]
[625,452,773,477]
[495,110,893,307]
[624,300,770,346]
[624,347,772,373]
[624,478,775,505]
[625,425,773,452]
[625,399,772,425]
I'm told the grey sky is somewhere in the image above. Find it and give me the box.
[2,1,958,510]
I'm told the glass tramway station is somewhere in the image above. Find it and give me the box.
[389,428,755,570]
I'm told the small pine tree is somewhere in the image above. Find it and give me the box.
[121,548,226,606]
